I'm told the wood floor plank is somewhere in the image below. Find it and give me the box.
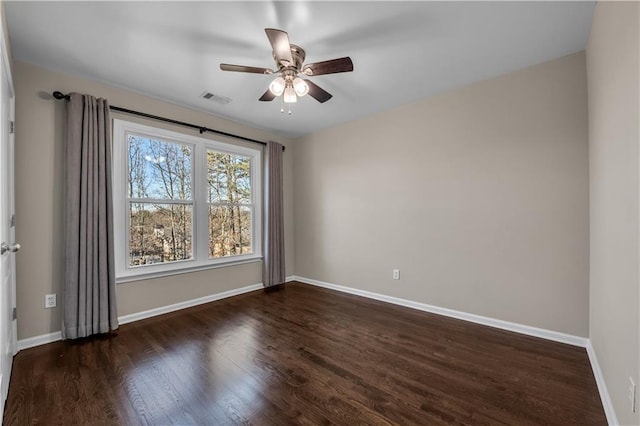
[3,282,606,425]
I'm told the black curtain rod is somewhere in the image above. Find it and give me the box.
[52,91,283,151]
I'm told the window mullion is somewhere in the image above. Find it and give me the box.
[208,202,254,207]
[128,197,193,205]
[195,143,209,263]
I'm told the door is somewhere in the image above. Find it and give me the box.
[0,32,17,416]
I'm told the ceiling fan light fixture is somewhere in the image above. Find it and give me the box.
[220,28,354,108]
[293,78,309,97]
[269,77,286,96]
[283,86,297,103]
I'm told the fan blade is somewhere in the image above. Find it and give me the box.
[303,57,353,76]
[220,64,273,74]
[304,80,333,103]
[265,28,294,67]
[259,89,276,102]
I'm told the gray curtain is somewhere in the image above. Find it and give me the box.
[63,93,118,339]
[263,141,285,287]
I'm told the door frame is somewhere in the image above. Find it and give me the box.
[0,11,17,414]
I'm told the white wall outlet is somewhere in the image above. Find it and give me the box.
[45,294,56,309]
[630,377,637,413]
[392,269,400,280]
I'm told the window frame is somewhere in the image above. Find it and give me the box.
[112,119,262,282]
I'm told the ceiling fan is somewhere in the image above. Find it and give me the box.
[220,28,353,110]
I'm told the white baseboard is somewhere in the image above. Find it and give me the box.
[118,283,263,325]
[16,282,266,351]
[586,341,618,426]
[17,331,62,351]
[291,276,588,348]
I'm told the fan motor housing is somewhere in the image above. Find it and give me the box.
[274,44,306,72]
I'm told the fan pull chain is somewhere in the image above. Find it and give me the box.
[280,95,284,113]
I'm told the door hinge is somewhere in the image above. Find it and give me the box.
[10,214,15,228]
[12,307,16,321]
[9,120,14,134]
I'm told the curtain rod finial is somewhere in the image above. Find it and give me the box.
[53,91,70,100]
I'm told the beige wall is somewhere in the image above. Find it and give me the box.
[587,2,640,425]
[14,61,295,340]
[294,52,590,336]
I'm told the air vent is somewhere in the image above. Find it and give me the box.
[201,92,231,105]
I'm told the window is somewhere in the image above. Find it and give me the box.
[207,150,253,258]
[113,120,262,281]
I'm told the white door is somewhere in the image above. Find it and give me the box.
[0,32,17,416]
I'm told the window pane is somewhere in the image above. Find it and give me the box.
[207,150,251,203]
[129,202,193,266]
[128,134,192,200]
[209,205,252,258]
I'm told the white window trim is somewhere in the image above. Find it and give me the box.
[112,119,262,282]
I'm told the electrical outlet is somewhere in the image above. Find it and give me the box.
[630,377,637,413]
[45,294,56,309]
[392,269,400,280]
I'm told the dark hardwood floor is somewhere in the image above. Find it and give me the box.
[3,282,606,425]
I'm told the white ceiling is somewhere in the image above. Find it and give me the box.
[6,1,595,139]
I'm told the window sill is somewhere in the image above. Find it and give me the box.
[116,257,263,284]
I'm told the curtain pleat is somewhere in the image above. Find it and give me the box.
[263,141,285,287]
[63,93,118,339]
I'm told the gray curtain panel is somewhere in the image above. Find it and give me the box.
[263,141,285,287]
[63,93,118,339]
